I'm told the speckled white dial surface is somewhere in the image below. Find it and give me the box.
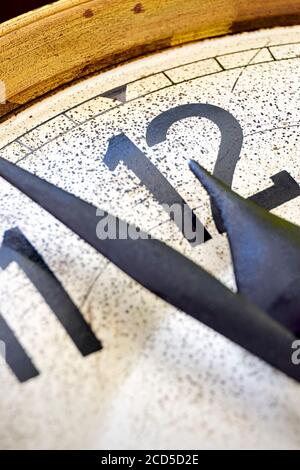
[0,26,300,450]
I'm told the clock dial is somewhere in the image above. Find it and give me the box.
[1,25,300,449]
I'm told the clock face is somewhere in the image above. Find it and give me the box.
[0,25,300,450]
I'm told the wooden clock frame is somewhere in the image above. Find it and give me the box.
[0,0,299,119]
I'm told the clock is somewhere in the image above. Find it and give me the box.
[1,0,300,450]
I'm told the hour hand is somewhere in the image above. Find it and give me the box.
[0,155,299,382]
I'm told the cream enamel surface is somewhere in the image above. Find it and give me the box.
[0,27,300,449]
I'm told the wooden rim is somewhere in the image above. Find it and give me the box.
[0,0,300,119]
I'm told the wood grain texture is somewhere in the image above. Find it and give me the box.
[0,0,299,119]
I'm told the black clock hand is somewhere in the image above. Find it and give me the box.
[0,156,298,382]
[190,159,300,336]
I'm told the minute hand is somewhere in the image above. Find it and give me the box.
[0,156,298,382]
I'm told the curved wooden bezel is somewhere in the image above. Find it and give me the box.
[0,0,299,119]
